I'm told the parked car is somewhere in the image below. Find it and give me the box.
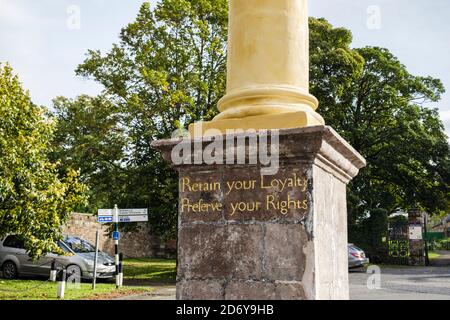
[0,235,115,280]
[348,243,370,269]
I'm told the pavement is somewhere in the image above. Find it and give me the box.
[115,285,176,300]
[118,263,450,300]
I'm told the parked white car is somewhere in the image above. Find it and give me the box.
[348,243,370,269]
[0,235,115,280]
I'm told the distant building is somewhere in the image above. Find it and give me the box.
[431,215,450,237]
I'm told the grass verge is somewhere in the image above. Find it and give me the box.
[0,279,151,300]
[123,258,176,284]
[428,251,441,260]
[0,258,176,300]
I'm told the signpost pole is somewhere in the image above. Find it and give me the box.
[423,212,430,266]
[50,259,57,282]
[56,268,67,299]
[97,206,148,289]
[92,230,100,290]
[114,204,120,289]
[119,252,123,287]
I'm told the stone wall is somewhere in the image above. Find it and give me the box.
[62,213,176,258]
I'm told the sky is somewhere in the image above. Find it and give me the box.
[0,0,449,136]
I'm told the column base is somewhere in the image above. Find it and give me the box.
[189,110,324,137]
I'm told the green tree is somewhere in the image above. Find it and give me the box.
[70,0,228,240]
[309,18,449,228]
[51,95,128,211]
[76,0,227,135]
[361,209,389,257]
[51,94,178,239]
[63,3,448,242]
[0,64,87,258]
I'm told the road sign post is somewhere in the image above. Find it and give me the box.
[97,206,149,290]
[119,253,124,287]
[113,205,120,289]
[92,230,100,290]
[57,268,67,299]
[50,259,57,282]
[97,208,148,224]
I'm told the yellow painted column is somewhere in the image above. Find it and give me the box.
[190,0,324,136]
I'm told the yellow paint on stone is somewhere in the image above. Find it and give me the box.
[189,0,325,137]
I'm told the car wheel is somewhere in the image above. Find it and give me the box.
[2,261,18,279]
[66,265,82,282]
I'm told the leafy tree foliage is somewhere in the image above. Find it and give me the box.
[65,0,227,239]
[53,3,448,242]
[351,208,389,261]
[51,95,178,238]
[309,18,449,230]
[76,0,227,135]
[51,95,128,211]
[0,64,87,258]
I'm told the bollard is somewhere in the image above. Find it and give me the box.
[57,268,67,299]
[119,253,123,287]
[92,230,100,290]
[49,259,57,282]
[114,205,120,289]
[115,246,120,289]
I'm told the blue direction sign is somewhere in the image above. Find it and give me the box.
[98,216,113,223]
[97,208,148,224]
[118,209,148,222]
[112,231,120,241]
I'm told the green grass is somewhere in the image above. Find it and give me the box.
[0,279,151,300]
[428,251,442,260]
[0,258,176,300]
[123,258,176,283]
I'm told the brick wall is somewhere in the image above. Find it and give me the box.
[62,213,176,258]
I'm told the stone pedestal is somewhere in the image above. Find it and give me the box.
[408,208,425,266]
[152,126,366,300]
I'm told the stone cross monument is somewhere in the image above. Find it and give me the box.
[153,0,366,300]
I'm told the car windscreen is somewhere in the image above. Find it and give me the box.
[63,236,95,253]
[349,245,363,252]
[57,240,73,253]
[2,235,25,249]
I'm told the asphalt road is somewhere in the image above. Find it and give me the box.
[3,260,448,300]
[349,265,450,300]
[115,265,450,300]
